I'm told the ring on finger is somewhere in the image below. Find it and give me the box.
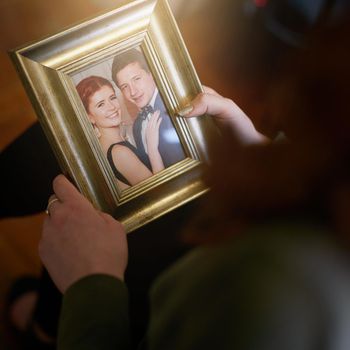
[45,196,60,216]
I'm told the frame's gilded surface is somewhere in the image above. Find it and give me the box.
[11,0,217,232]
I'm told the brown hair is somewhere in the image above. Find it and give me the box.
[76,76,114,113]
[184,16,350,245]
[111,48,150,87]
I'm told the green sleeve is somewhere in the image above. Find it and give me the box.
[58,274,130,350]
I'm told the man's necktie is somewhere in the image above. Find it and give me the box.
[139,105,154,120]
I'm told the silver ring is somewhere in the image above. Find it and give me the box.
[45,197,60,215]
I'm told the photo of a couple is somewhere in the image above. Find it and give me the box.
[73,48,186,190]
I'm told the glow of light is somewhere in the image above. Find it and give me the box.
[254,0,268,8]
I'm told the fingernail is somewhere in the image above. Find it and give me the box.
[178,105,193,117]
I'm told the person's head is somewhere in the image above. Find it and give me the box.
[111,49,156,110]
[76,76,122,130]
[184,14,350,245]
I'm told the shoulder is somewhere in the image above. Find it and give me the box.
[154,94,167,114]
[110,142,134,157]
[154,223,348,298]
[110,143,142,166]
[149,223,350,349]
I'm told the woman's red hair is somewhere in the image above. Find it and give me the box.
[76,76,114,113]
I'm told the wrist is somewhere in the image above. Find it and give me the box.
[147,144,159,153]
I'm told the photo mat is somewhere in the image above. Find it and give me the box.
[71,46,186,192]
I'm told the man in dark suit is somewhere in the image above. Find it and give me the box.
[111,49,185,169]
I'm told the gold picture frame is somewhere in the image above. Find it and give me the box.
[10,0,217,232]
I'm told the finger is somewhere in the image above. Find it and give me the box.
[148,113,156,127]
[46,194,61,216]
[151,110,161,126]
[178,87,222,117]
[155,115,162,130]
[148,110,161,128]
[184,93,235,119]
[52,175,83,203]
[150,110,160,124]
[203,85,220,97]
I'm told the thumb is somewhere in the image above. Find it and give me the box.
[53,175,84,204]
[178,92,233,118]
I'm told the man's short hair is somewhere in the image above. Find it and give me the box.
[111,48,150,86]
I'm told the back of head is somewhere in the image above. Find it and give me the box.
[185,13,350,245]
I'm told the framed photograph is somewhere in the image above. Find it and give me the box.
[11,0,217,232]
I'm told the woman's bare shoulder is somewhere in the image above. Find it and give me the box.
[110,143,139,162]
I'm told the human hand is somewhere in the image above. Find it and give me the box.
[145,110,162,152]
[39,175,128,294]
[179,86,268,145]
